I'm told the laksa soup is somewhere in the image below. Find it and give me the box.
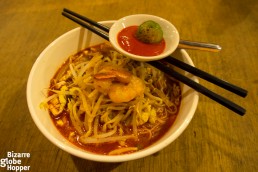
[40,42,181,155]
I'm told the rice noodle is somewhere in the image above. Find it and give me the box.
[68,100,83,135]
[153,88,174,107]
[108,147,138,155]
[69,64,77,79]
[79,135,136,144]
[94,126,117,138]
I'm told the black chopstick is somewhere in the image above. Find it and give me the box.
[148,61,246,115]
[61,8,247,115]
[161,57,248,97]
[63,8,110,33]
[62,11,109,41]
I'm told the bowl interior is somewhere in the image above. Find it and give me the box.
[109,14,180,61]
[27,21,198,162]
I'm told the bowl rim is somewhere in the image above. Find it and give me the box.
[27,20,198,162]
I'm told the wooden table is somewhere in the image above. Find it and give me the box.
[1,0,257,171]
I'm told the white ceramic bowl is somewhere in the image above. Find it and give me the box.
[109,14,179,61]
[27,21,198,162]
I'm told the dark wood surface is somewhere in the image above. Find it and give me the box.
[0,0,257,171]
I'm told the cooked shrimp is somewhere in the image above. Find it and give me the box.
[93,78,112,95]
[93,64,145,103]
[93,63,132,95]
[108,75,145,103]
[94,63,132,83]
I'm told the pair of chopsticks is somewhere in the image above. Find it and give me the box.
[62,8,248,116]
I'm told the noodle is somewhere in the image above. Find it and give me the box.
[42,42,181,155]
[80,135,136,144]
[108,147,138,155]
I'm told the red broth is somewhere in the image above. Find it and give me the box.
[117,26,165,56]
[48,43,180,155]
[51,107,178,155]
